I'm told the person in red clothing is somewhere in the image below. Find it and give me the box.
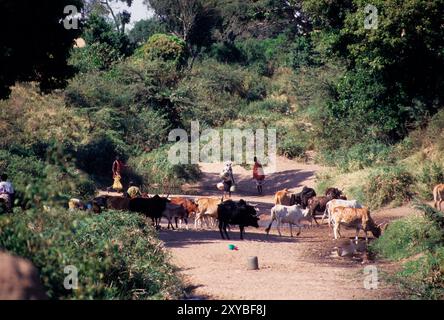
[253,156,265,194]
[111,155,127,192]
[112,155,125,179]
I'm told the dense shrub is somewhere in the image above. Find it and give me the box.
[0,150,46,198]
[0,148,96,209]
[289,36,319,70]
[75,135,128,180]
[370,215,443,261]
[396,248,444,299]
[65,64,175,153]
[129,145,201,192]
[177,60,256,126]
[0,209,183,299]
[408,109,444,151]
[240,99,290,117]
[417,161,444,200]
[279,139,305,159]
[134,34,187,68]
[69,43,123,73]
[207,42,243,63]
[82,13,132,56]
[278,129,307,160]
[129,19,167,46]
[314,68,402,149]
[320,142,395,172]
[122,107,171,152]
[363,165,415,209]
[370,210,444,299]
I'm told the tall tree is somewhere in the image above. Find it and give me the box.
[305,0,444,144]
[146,0,202,42]
[129,18,167,45]
[210,0,310,41]
[0,0,83,99]
[145,0,219,46]
[83,0,133,34]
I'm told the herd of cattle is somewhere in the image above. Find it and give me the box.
[68,185,383,241]
[270,187,381,241]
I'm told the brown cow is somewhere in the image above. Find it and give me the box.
[307,196,333,225]
[170,197,199,229]
[325,187,347,200]
[330,206,381,241]
[274,189,293,206]
[433,184,444,211]
[195,197,222,229]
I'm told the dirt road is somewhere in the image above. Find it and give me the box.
[158,157,409,300]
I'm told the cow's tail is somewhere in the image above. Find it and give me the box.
[265,206,276,235]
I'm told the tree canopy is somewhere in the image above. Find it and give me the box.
[0,0,83,99]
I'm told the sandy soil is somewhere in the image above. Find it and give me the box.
[155,157,415,300]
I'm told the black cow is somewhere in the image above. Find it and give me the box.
[92,195,130,211]
[93,196,109,209]
[217,199,259,240]
[325,187,346,200]
[291,186,316,208]
[129,195,170,229]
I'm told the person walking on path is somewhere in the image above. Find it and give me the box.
[111,156,126,193]
[220,161,236,200]
[112,155,125,179]
[253,157,265,194]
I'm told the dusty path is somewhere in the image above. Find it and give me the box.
[157,157,411,300]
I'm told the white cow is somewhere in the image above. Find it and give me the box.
[322,199,363,226]
[265,204,312,237]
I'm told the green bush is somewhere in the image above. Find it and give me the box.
[75,135,128,180]
[320,142,394,172]
[129,18,167,46]
[240,99,290,117]
[0,148,94,208]
[207,42,243,63]
[396,248,444,299]
[370,212,444,299]
[276,123,312,160]
[0,209,182,299]
[129,145,201,192]
[122,107,171,152]
[370,215,443,261]
[177,60,254,126]
[289,36,319,70]
[134,34,187,68]
[314,68,402,149]
[279,136,305,159]
[417,161,444,200]
[69,42,123,73]
[363,165,415,209]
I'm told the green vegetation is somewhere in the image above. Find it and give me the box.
[0,209,182,299]
[1,0,443,299]
[363,165,415,209]
[370,204,444,299]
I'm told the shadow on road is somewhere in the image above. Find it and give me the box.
[185,169,317,198]
[158,228,300,248]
